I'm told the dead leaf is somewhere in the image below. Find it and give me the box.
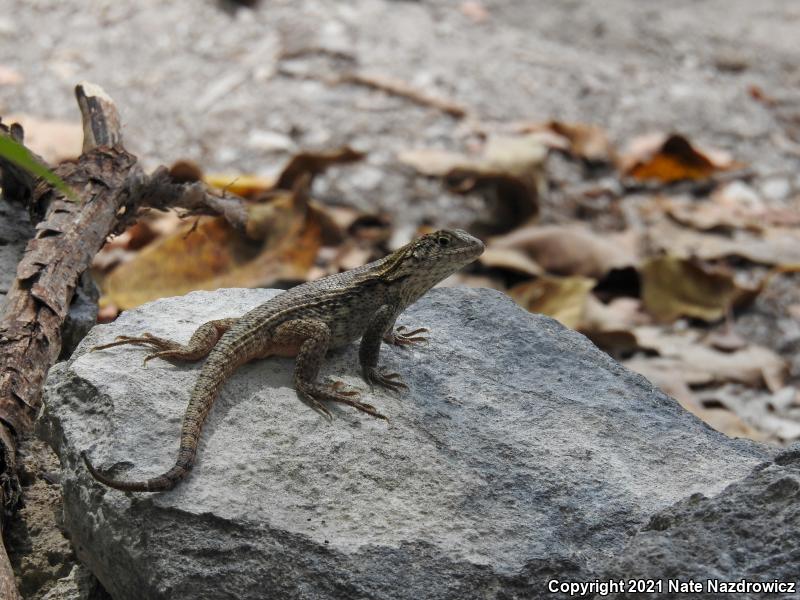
[480,246,543,277]
[101,185,320,310]
[510,275,596,328]
[695,385,800,442]
[640,256,759,322]
[662,182,800,232]
[486,224,639,278]
[648,218,800,267]
[7,114,82,163]
[630,326,786,391]
[705,327,748,352]
[395,148,466,177]
[203,173,275,198]
[619,132,740,183]
[575,297,649,355]
[203,146,365,198]
[400,135,547,235]
[517,120,614,164]
[244,176,309,240]
[275,146,365,190]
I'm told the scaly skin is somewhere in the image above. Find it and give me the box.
[83,229,484,492]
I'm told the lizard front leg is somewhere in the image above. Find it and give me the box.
[273,319,387,421]
[360,305,409,392]
[92,318,237,365]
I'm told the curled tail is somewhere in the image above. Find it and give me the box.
[83,350,241,492]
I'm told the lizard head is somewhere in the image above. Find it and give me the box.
[385,229,484,291]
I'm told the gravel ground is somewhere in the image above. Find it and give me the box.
[2,1,800,597]
[2,0,799,222]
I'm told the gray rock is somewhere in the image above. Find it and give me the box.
[41,564,110,600]
[604,444,800,599]
[40,288,771,600]
[60,272,99,360]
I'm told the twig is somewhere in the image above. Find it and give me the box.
[339,72,468,118]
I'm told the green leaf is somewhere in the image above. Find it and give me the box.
[0,134,79,202]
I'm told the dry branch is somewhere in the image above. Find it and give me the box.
[340,72,468,118]
[0,82,255,597]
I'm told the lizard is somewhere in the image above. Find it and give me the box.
[82,228,484,492]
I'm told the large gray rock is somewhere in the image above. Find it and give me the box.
[604,444,800,599]
[41,288,771,600]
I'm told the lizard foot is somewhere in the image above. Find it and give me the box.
[92,333,176,353]
[297,382,387,421]
[362,366,408,393]
[384,326,429,347]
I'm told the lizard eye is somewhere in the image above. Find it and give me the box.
[437,236,450,247]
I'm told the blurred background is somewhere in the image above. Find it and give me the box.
[3,0,800,442]
[3,1,800,596]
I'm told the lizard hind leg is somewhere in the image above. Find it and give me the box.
[92,318,237,365]
[274,319,387,421]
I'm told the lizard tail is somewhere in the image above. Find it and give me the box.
[81,451,187,492]
[82,349,242,492]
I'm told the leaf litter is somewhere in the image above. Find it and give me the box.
[84,110,800,444]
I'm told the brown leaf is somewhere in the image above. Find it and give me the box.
[486,224,639,278]
[619,133,740,183]
[640,256,759,322]
[705,327,748,352]
[648,218,800,267]
[203,173,275,198]
[517,120,614,164]
[695,385,800,442]
[629,327,786,391]
[662,182,800,232]
[275,146,365,190]
[101,187,320,310]
[399,135,547,235]
[576,297,650,355]
[479,247,543,277]
[244,175,310,241]
[510,275,596,329]
[203,147,365,199]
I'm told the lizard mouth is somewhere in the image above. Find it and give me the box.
[445,239,485,261]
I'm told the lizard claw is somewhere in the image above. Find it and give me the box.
[362,367,408,393]
[329,380,361,397]
[307,396,334,422]
[386,326,429,347]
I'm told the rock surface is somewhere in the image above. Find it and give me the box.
[41,288,772,600]
[604,444,800,599]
